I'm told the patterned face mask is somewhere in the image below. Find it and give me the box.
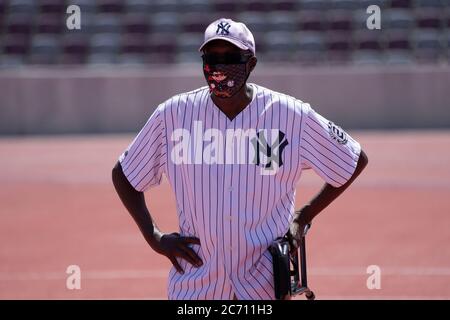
[202,53,252,98]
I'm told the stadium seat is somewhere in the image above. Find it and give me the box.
[252,31,266,53]
[413,31,443,50]
[354,30,384,51]
[0,0,6,17]
[390,0,412,8]
[326,32,353,51]
[242,0,271,12]
[174,52,201,63]
[38,0,66,14]
[124,0,152,14]
[182,0,212,13]
[97,0,125,14]
[327,10,354,31]
[150,0,179,13]
[75,12,96,34]
[359,0,388,8]
[182,13,211,33]
[298,10,325,31]
[87,52,118,64]
[237,12,270,33]
[264,31,299,53]
[446,30,450,48]
[414,0,446,8]
[0,54,26,67]
[118,53,146,65]
[58,53,87,65]
[60,34,90,64]
[446,8,450,28]
[148,33,177,54]
[330,0,358,10]
[61,34,90,55]
[7,0,37,14]
[2,34,29,55]
[90,33,121,54]
[146,52,175,64]
[176,32,203,54]
[208,12,239,22]
[213,0,241,13]
[415,9,443,30]
[150,13,182,34]
[29,34,61,64]
[326,31,353,64]
[36,13,64,34]
[5,13,34,35]
[387,31,411,50]
[121,34,149,54]
[262,51,297,63]
[385,50,414,64]
[412,30,444,62]
[123,13,151,34]
[271,0,298,11]
[297,31,326,50]
[92,14,123,34]
[352,9,373,30]
[296,31,326,64]
[71,0,98,14]
[445,31,450,63]
[384,9,415,30]
[297,0,328,11]
[351,51,384,65]
[267,11,299,32]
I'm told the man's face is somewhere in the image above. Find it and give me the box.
[202,40,256,98]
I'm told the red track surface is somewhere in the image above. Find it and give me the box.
[1,131,449,299]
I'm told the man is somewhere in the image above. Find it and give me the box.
[112,18,368,300]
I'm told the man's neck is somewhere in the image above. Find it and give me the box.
[211,84,253,120]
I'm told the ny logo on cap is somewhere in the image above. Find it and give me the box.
[216,22,231,35]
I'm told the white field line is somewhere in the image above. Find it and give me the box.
[1,267,450,281]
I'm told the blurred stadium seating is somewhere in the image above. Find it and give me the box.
[0,0,449,66]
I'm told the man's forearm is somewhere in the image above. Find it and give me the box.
[111,161,162,248]
[297,149,369,224]
[112,161,203,271]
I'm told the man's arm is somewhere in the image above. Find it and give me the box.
[288,149,369,251]
[111,161,203,273]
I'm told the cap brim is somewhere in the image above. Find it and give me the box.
[198,36,250,53]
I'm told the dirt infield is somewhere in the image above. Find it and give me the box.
[1,131,449,299]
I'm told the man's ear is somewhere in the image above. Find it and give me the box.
[248,56,257,73]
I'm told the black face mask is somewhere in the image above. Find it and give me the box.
[202,53,253,98]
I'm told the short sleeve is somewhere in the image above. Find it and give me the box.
[299,104,361,187]
[118,106,166,192]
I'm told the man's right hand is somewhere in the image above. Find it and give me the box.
[151,232,203,274]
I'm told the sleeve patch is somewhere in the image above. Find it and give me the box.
[328,121,348,145]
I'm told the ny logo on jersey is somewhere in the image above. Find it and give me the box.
[251,130,289,176]
[216,22,231,35]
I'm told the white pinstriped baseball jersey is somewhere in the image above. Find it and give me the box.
[118,83,361,300]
